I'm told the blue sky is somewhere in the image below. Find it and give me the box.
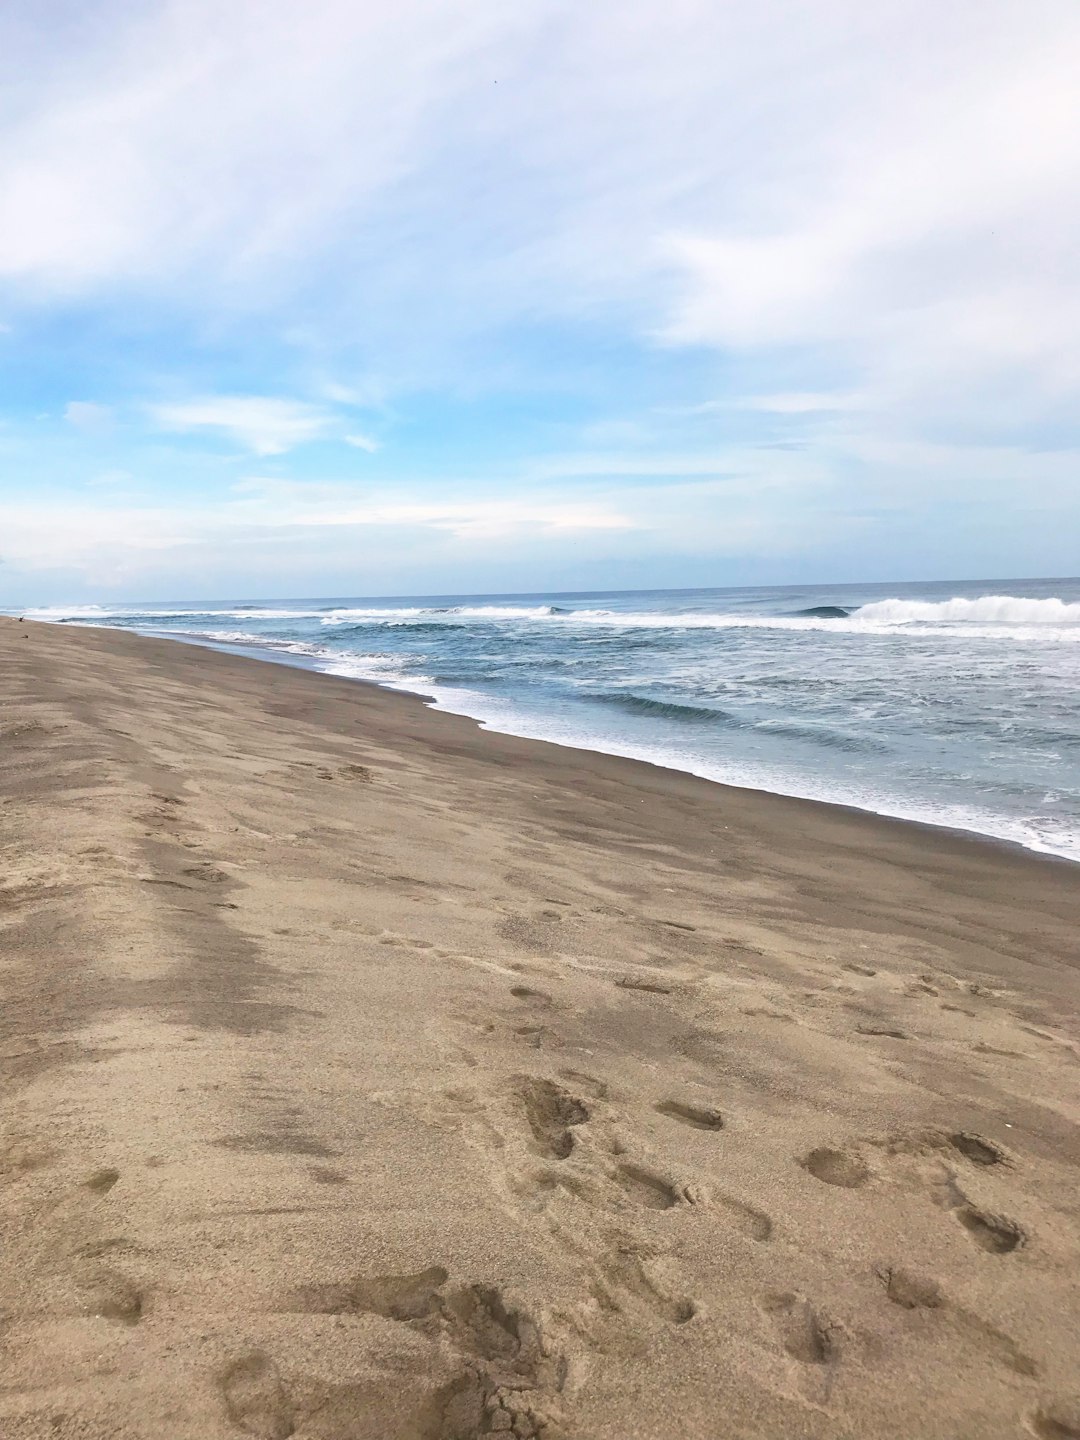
[1,0,1078,602]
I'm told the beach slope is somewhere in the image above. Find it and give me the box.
[2,615,1078,1439]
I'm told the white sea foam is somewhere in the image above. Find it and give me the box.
[321,653,433,686]
[23,605,324,622]
[20,593,1080,641]
[23,604,113,619]
[854,595,1080,625]
[316,595,1080,640]
[320,604,563,624]
[197,629,326,655]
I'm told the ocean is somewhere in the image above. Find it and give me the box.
[22,577,1080,862]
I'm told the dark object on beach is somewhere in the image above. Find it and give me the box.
[792,605,851,618]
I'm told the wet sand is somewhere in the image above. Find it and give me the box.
[2,612,1079,1440]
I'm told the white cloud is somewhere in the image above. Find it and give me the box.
[344,433,380,453]
[229,478,635,539]
[659,15,1080,425]
[0,0,528,294]
[149,396,332,455]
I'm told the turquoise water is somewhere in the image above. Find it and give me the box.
[24,577,1080,861]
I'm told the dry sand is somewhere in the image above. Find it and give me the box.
[1,613,1079,1440]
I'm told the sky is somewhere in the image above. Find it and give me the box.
[1,0,1078,603]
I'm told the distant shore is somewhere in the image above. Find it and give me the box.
[2,612,1078,1440]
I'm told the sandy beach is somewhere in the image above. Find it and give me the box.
[2,612,1078,1440]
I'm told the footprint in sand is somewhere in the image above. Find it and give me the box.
[291,1264,564,1433]
[597,1247,697,1325]
[875,1265,943,1309]
[614,1162,683,1211]
[516,1077,590,1159]
[655,1099,724,1131]
[510,985,554,1008]
[84,1167,120,1194]
[760,1292,836,1366]
[949,1132,1009,1167]
[801,1147,870,1189]
[79,1268,144,1325]
[715,1192,773,1241]
[956,1204,1026,1254]
[220,1351,294,1440]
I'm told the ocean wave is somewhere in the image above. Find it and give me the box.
[196,630,328,656]
[327,620,470,636]
[585,692,739,725]
[320,604,565,624]
[752,718,888,753]
[321,654,432,687]
[24,604,113,620]
[26,594,1080,640]
[854,595,1080,624]
[315,598,1080,639]
[25,605,325,623]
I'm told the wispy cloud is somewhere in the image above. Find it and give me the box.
[660,20,1080,427]
[149,396,333,455]
[230,477,635,538]
[344,433,380,453]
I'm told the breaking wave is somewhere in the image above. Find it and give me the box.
[854,595,1080,625]
[320,604,565,624]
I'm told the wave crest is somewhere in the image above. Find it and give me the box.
[585,692,738,725]
[854,595,1080,625]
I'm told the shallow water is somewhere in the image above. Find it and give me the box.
[24,577,1080,861]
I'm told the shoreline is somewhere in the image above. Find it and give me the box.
[2,613,1079,1440]
[50,617,1080,868]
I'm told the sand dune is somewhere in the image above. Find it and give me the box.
[1,614,1078,1439]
